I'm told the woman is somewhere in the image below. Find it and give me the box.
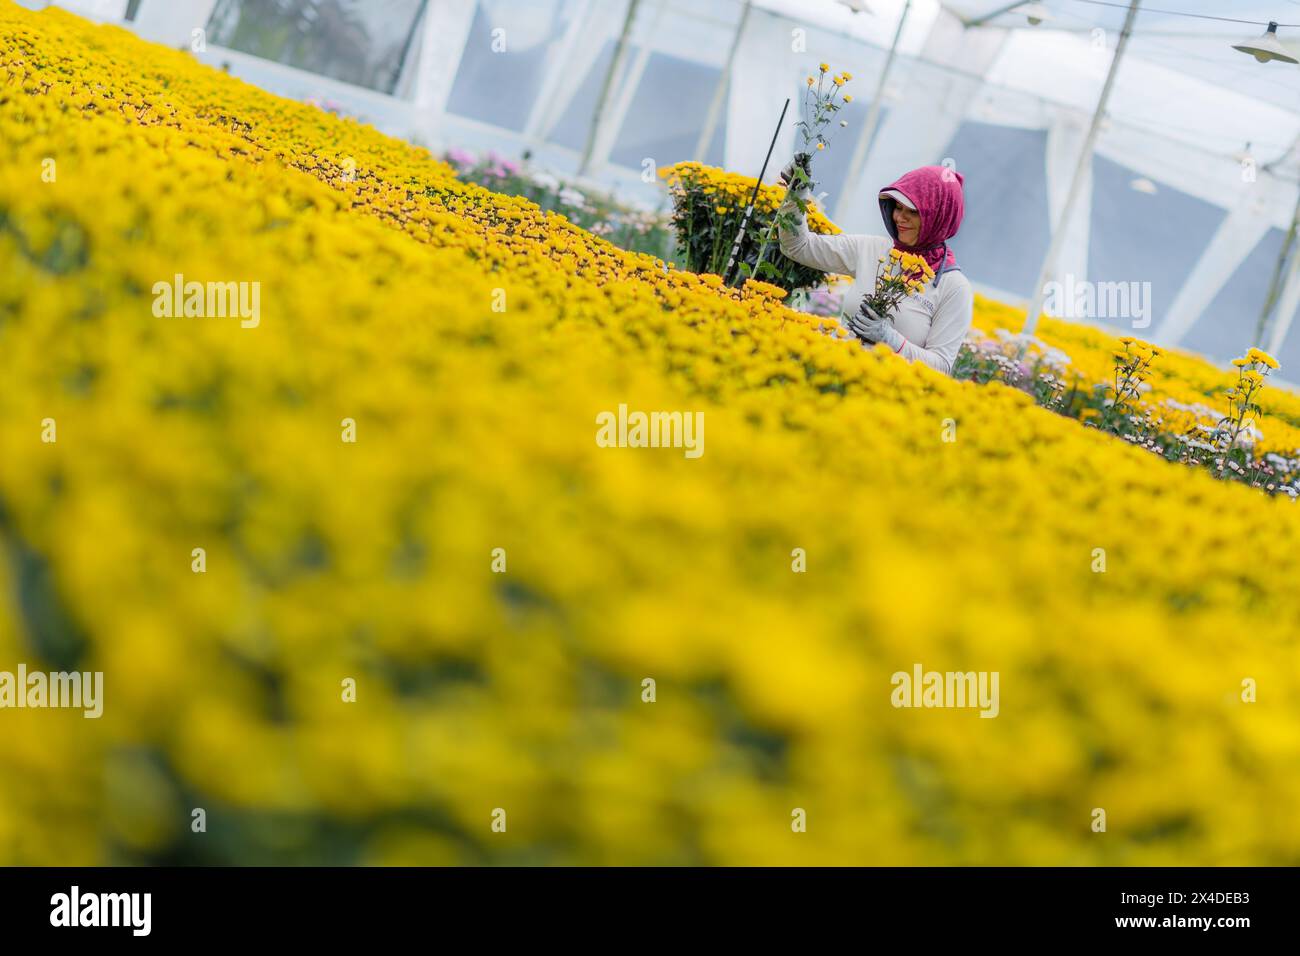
[777,161,973,376]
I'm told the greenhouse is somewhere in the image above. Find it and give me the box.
[25,0,1300,372]
[5,0,1300,894]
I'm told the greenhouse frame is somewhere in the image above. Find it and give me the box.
[23,0,1300,373]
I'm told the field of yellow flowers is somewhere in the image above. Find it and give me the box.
[3,2,1300,867]
[972,297,1300,461]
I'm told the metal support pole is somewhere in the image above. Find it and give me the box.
[693,0,752,163]
[833,0,911,222]
[578,0,642,177]
[1253,188,1300,346]
[524,0,597,144]
[1022,0,1140,338]
[1266,237,1300,355]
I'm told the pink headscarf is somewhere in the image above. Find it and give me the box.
[878,165,965,279]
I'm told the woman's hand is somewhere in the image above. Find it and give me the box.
[848,301,905,351]
[778,154,814,197]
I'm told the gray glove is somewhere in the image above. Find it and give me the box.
[848,301,905,351]
[777,153,815,198]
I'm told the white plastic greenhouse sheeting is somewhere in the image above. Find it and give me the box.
[26,0,1300,372]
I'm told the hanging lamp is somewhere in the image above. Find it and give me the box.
[1232,22,1298,65]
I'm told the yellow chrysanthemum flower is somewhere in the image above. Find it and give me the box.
[1247,347,1280,369]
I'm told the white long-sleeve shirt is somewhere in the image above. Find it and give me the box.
[777,200,974,376]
